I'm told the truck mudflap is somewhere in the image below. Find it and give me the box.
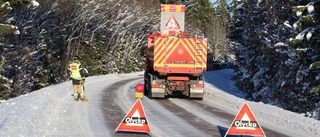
[150,77,165,99]
[151,87,165,98]
[189,88,204,99]
[189,81,204,99]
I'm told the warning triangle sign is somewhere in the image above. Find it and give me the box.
[114,99,150,135]
[164,15,181,29]
[224,102,266,137]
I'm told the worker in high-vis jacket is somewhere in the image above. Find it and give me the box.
[68,56,87,101]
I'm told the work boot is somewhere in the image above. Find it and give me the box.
[80,94,86,100]
[74,93,79,101]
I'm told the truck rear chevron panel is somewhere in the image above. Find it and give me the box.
[154,38,179,64]
[165,39,180,61]
[155,38,191,66]
[154,37,207,69]
[181,39,195,58]
[154,39,165,61]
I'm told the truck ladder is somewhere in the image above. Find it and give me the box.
[194,34,205,71]
[164,36,169,69]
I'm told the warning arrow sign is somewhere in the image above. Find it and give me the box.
[164,15,181,29]
[224,102,266,137]
[114,99,150,135]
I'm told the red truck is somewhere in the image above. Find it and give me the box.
[141,4,208,99]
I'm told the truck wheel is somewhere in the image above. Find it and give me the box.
[147,75,152,99]
[144,77,148,96]
[148,89,152,99]
[187,90,191,100]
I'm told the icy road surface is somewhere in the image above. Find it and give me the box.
[0,69,319,137]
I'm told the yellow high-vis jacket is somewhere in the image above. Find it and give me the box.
[68,60,84,80]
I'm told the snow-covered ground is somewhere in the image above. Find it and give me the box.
[203,69,320,137]
[0,69,319,137]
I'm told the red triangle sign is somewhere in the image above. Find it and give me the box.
[164,15,181,29]
[225,102,266,137]
[114,99,150,135]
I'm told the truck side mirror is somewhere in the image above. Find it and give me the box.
[140,46,146,57]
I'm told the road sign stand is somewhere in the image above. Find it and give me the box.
[114,131,151,136]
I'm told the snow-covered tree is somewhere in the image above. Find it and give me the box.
[0,0,33,99]
[229,0,320,119]
[186,0,213,34]
[230,0,268,96]
[0,0,160,97]
[289,0,320,117]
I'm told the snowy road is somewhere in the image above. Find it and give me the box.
[0,70,319,137]
[101,77,292,137]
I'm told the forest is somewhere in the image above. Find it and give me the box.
[0,0,319,119]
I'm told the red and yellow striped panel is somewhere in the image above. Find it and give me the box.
[161,5,186,12]
[153,37,207,72]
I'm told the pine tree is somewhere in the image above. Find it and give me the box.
[0,0,32,99]
[0,0,32,37]
[230,0,319,118]
[185,0,213,33]
[229,0,264,96]
[290,0,320,116]
[0,0,15,37]
[0,0,11,100]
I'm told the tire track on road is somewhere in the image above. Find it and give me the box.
[155,99,221,137]
[101,78,146,137]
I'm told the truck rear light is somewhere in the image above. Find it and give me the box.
[167,76,189,80]
[152,84,161,88]
[194,84,204,88]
